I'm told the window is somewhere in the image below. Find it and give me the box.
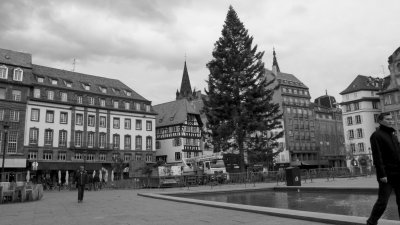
[384,95,393,105]
[126,91,131,96]
[83,84,90,90]
[100,86,107,93]
[47,90,54,100]
[113,118,120,129]
[354,115,361,124]
[134,102,140,111]
[124,154,131,162]
[74,153,82,160]
[86,154,94,161]
[349,130,354,139]
[146,136,152,150]
[88,97,95,105]
[0,88,6,99]
[76,113,83,125]
[113,100,119,108]
[37,77,44,83]
[51,79,58,85]
[354,102,360,110]
[87,133,94,148]
[31,109,40,121]
[65,82,72,88]
[59,112,68,124]
[156,141,160,149]
[146,154,152,162]
[100,116,106,128]
[13,68,23,81]
[43,152,53,160]
[29,128,39,145]
[145,105,151,112]
[112,153,120,161]
[173,138,181,146]
[75,131,82,147]
[146,121,152,131]
[124,119,131,129]
[136,119,142,130]
[46,111,54,123]
[124,135,131,150]
[77,96,83,104]
[372,101,378,109]
[347,116,353,125]
[100,99,106,107]
[12,90,21,101]
[28,151,37,160]
[374,114,379,123]
[135,135,142,150]
[99,153,106,161]
[0,109,4,121]
[175,152,181,160]
[124,102,130,110]
[357,128,363,138]
[59,130,67,147]
[44,129,53,146]
[113,134,120,149]
[88,115,95,127]
[346,104,351,112]
[358,143,365,152]
[33,88,40,98]
[99,133,106,148]
[6,131,17,153]
[0,65,8,79]
[10,110,19,122]
[58,152,66,161]
[135,154,142,161]
[60,92,67,102]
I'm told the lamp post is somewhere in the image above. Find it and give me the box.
[1,123,10,182]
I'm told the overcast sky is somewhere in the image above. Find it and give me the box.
[1,0,398,105]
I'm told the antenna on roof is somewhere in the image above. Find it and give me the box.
[72,58,76,72]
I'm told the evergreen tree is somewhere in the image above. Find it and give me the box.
[203,6,283,172]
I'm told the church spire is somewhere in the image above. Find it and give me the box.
[272,47,280,75]
[177,61,193,100]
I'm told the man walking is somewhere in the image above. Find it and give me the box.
[367,113,400,224]
[75,166,88,203]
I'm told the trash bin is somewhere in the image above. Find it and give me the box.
[285,167,301,186]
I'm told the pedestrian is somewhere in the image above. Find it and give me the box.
[74,166,88,203]
[367,112,400,225]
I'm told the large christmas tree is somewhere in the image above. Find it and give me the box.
[203,6,283,172]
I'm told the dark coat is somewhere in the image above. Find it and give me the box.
[370,125,400,181]
[74,170,88,187]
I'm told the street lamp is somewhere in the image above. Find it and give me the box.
[1,123,10,182]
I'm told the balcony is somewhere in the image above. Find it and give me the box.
[182,145,200,152]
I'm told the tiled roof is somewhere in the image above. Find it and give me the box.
[153,98,200,127]
[339,75,383,95]
[32,64,149,102]
[0,48,32,68]
[265,69,308,89]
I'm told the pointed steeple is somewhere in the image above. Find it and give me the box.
[272,47,280,75]
[177,61,193,100]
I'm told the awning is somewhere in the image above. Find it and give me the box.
[0,158,27,168]
[34,161,107,171]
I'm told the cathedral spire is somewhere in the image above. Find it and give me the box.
[272,47,280,75]
[177,61,193,100]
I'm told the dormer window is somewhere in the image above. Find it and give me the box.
[99,86,107,93]
[64,81,72,87]
[13,68,23,81]
[126,91,131,96]
[112,88,120,94]
[50,79,57,85]
[145,104,151,112]
[82,83,90,90]
[0,65,8,79]
[37,77,44,83]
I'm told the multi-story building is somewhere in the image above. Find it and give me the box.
[313,93,346,167]
[378,47,400,139]
[154,61,203,164]
[268,50,325,168]
[340,75,383,167]
[0,48,157,183]
[0,49,30,182]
